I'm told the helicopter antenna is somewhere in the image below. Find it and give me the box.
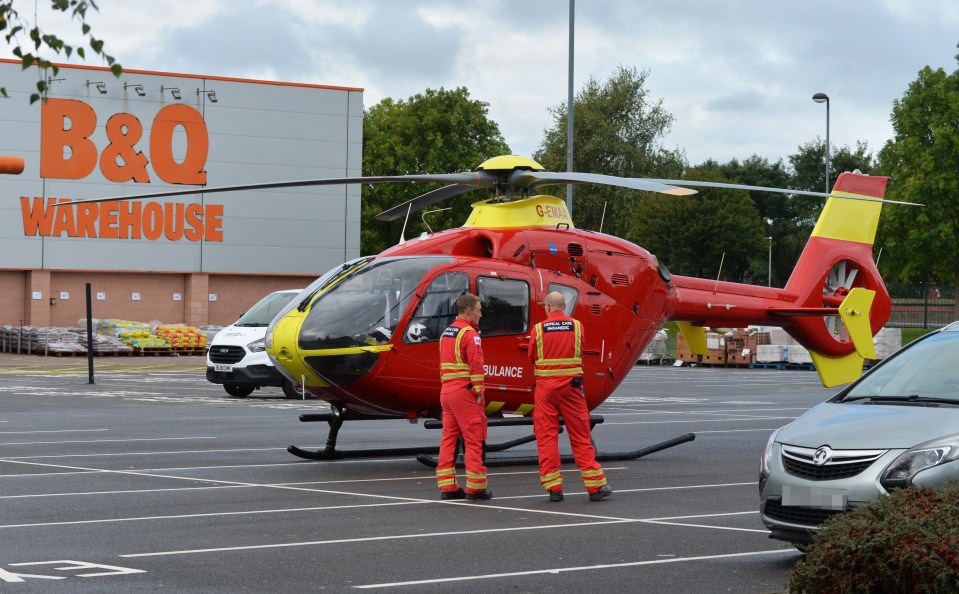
[875,246,882,267]
[599,201,608,233]
[714,253,726,292]
[421,207,452,234]
[398,203,412,245]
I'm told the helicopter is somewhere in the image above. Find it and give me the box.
[44,154,913,464]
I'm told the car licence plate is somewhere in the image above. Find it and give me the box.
[782,485,848,510]
[214,363,233,372]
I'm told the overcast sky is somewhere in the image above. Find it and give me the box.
[14,0,959,167]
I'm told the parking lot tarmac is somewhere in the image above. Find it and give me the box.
[0,353,834,592]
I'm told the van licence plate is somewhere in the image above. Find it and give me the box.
[214,364,233,372]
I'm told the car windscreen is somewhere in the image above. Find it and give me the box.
[841,331,959,403]
[234,292,300,326]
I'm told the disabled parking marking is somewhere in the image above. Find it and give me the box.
[0,560,144,582]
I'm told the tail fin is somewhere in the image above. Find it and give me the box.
[783,172,890,387]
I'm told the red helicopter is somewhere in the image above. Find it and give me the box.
[49,154,912,464]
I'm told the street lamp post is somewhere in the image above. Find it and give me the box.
[812,93,830,193]
[767,236,773,287]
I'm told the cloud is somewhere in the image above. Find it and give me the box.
[9,0,959,167]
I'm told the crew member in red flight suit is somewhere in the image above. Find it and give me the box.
[529,291,611,502]
[435,293,493,501]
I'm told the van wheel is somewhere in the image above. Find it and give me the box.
[224,383,255,398]
[282,378,301,399]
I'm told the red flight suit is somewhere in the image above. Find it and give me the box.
[436,317,488,495]
[528,310,607,494]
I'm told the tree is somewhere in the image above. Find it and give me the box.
[534,65,685,237]
[361,87,510,255]
[632,167,766,281]
[877,48,959,317]
[1,0,120,103]
[695,155,792,285]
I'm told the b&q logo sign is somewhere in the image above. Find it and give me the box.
[21,98,223,242]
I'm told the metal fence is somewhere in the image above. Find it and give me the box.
[889,299,956,328]
[887,281,956,329]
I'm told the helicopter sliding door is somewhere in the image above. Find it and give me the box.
[475,273,534,413]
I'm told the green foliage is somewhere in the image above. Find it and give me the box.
[0,0,121,102]
[695,142,876,286]
[534,65,685,238]
[901,327,936,346]
[631,167,766,281]
[361,87,510,255]
[877,47,959,319]
[788,486,959,594]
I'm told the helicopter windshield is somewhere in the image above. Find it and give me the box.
[298,256,454,350]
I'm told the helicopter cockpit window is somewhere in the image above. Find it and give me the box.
[546,283,579,316]
[298,257,453,350]
[404,272,470,344]
[477,276,529,337]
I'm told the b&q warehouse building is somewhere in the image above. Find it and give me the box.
[0,59,362,328]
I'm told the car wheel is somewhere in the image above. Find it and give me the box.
[224,383,255,398]
[282,378,301,399]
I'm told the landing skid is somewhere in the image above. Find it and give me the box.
[288,404,542,461]
[416,430,695,468]
[288,405,695,464]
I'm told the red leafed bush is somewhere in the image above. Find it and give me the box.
[788,485,959,593]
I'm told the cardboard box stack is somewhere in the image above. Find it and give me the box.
[725,328,759,366]
[676,329,726,365]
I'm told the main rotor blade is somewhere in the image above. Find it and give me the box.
[646,179,923,206]
[512,171,697,196]
[64,172,492,206]
[376,184,481,221]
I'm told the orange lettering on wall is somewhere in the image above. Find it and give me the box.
[21,197,58,236]
[184,203,203,241]
[151,105,209,185]
[40,99,98,179]
[20,197,224,242]
[100,201,120,239]
[76,202,99,238]
[117,201,141,239]
[142,202,163,240]
[100,113,150,183]
[52,198,78,237]
[164,203,186,241]
[205,203,224,242]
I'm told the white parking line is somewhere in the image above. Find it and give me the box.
[606,416,797,425]
[353,549,797,589]
[0,429,109,435]
[0,437,216,446]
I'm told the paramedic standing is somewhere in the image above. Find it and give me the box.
[529,291,611,502]
[436,293,493,501]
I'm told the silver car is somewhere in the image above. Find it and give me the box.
[759,321,959,545]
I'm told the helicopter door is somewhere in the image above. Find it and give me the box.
[403,271,470,344]
[475,274,534,410]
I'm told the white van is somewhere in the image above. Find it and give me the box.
[206,289,303,398]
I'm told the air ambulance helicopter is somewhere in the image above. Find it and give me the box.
[14,153,917,464]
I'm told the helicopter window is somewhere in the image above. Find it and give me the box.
[298,257,452,350]
[404,272,469,344]
[477,276,529,337]
[547,283,579,316]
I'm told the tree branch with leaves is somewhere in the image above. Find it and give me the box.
[1,0,120,103]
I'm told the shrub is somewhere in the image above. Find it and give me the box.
[787,485,959,593]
